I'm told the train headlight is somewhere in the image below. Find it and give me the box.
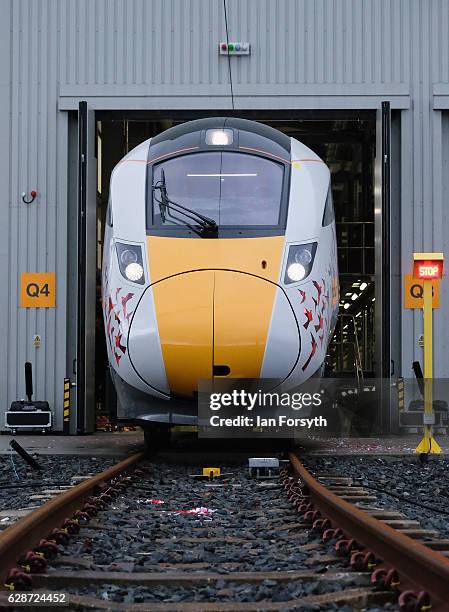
[284,243,317,285]
[205,129,233,146]
[287,263,306,282]
[116,242,145,285]
[125,262,144,282]
[120,249,138,267]
[294,248,313,266]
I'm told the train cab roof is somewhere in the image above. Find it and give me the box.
[147,117,291,165]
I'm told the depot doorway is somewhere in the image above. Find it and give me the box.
[70,107,398,432]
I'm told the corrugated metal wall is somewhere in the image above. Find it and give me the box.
[57,0,408,88]
[1,0,449,428]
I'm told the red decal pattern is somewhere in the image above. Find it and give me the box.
[300,275,334,371]
[303,308,313,330]
[302,334,317,371]
[314,313,323,333]
[103,276,135,368]
[121,293,134,319]
[312,280,322,304]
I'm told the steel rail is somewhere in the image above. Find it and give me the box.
[0,451,144,586]
[289,453,449,608]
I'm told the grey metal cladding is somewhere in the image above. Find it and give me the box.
[57,0,413,107]
[2,0,449,430]
[6,0,68,427]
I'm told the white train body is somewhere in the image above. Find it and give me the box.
[102,118,339,425]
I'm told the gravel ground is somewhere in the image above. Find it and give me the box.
[303,455,449,540]
[47,460,398,610]
[0,454,120,514]
[67,583,396,610]
[59,461,342,571]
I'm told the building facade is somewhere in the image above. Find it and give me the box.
[1,0,448,431]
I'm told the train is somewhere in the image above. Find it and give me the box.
[102,117,339,444]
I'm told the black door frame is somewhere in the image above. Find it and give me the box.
[76,101,87,433]
[76,101,96,434]
[73,107,393,430]
[381,101,391,380]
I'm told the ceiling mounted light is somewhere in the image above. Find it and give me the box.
[205,129,233,146]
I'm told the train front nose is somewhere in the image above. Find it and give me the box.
[128,270,300,397]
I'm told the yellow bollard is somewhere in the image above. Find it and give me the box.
[414,253,444,454]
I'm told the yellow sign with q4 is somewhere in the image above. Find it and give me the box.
[20,273,56,308]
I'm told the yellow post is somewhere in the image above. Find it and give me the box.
[63,378,71,435]
[415,279,442,453]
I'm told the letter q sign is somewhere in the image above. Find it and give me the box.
[20,273,56,308]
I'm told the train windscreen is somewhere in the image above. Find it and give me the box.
[150,152,284,229]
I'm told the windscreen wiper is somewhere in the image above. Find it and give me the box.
[153,169,218,238]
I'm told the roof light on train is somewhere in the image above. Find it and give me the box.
[359,282,368,291]
[205,129,233,146]
[125,262,144,282]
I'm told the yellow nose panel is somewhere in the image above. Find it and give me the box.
[213,271,276,378]
[147,236,284,283]
[148,236,284,397]
[151,271,214,396]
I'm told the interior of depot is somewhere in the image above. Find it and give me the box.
[94,112,378,423]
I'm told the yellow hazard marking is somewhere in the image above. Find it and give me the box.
[202,467,221,478]
[415,434,442,454]
[397,377,404,410]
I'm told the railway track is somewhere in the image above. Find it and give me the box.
[0,451,448,610]
[0,480,103,532]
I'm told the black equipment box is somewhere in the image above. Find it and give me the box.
[5,362,52,432]
[6,410,52,428]
[9,400,50,412]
